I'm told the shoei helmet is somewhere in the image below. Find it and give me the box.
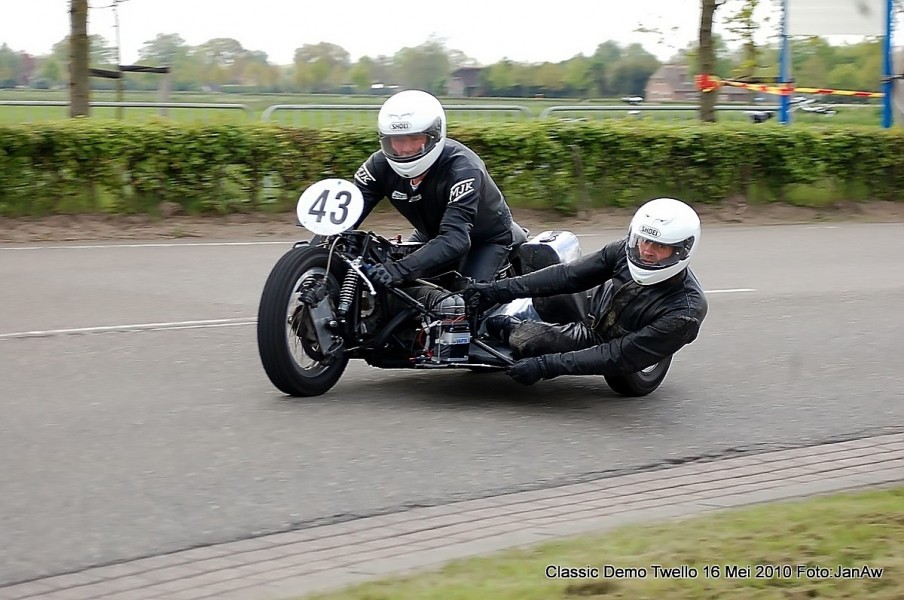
[626,198,701,285]
[377,90,446,179]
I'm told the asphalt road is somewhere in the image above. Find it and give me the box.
[1,222,903,586]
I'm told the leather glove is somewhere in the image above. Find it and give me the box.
[506,355,554,386]
[463,281,515,306]
[365,261,404,288]
[485,314,521,344]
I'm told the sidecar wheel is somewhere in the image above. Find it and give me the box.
[604,356,672,397]
[257,247,349,397]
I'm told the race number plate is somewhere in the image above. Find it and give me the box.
[296,178,365,236]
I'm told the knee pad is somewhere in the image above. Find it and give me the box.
[508,321,561,358]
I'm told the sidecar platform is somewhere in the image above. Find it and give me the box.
[467,338,516,369]
[409,338,515,370]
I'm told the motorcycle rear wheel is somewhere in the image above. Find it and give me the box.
[604,356,672,397]
[257,247,349,397]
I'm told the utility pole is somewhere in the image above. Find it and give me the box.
[113,0,127,119]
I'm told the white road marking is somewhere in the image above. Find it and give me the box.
[0,318,256,340]
[0,241,292,251]
[0,288,755,340]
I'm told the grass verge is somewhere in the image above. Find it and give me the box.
[299,485,903,600]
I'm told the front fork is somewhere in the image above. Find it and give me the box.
[307,256,375,357]
[304,296,343,361]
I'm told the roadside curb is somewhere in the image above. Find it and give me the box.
[4,433,902,600]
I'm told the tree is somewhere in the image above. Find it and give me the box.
[834,39,884,92]
[698,0,726,122]
[676,34,735,78]
[393,38,451,93]
[348,56,375,93]
[0,49,37,88]
[194,37,248,88]
[39,57,63,87]
[138,33,200,90]
[484,59,518,96]
[608,45,661,97]
[446,49,477,71]
[52,35,117,68]
[19,52,36,86]
[194,37,247,68]
[530,62,566,97]
[792,37,835,87]
[563,55,593,97]
[232,49,271,87]
[827,63,861,91]
[139,33,190,66]
[0,44,21,87]
[589,41,623,97]
[69,0,89,117]
[292,42,350,93]
[639,0,767,118]
[721,0,768,79]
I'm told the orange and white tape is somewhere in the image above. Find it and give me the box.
[695,74,885,98]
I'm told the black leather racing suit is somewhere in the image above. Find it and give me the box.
[492,238,709,376]
[353,138,526,282]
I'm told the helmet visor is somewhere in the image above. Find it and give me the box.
[626,232,694,270]
[379,118,442,164]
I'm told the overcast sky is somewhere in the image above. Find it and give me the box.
[4,0,782,66]
[4,1,894,66]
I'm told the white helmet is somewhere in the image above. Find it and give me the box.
[626,198,701,285]
[377,90,447,179]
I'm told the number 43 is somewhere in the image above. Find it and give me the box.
[308,189,351,225]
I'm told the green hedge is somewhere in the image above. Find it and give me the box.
[1,119,902,217]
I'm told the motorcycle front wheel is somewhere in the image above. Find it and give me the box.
[604,356,672,397]
[257,246,349,397]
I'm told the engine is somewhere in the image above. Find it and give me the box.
[410,286,471,365]
[429,293,470,364]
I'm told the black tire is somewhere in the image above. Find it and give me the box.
[257,247,349,397]
[604,356,673,397]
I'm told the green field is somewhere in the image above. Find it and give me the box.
[0,89,886,127]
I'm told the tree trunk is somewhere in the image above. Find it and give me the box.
[69,0,90,117]
[698,0,719,123]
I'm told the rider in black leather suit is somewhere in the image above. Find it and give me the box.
[466,198,709,386]
[351,90,526,286]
